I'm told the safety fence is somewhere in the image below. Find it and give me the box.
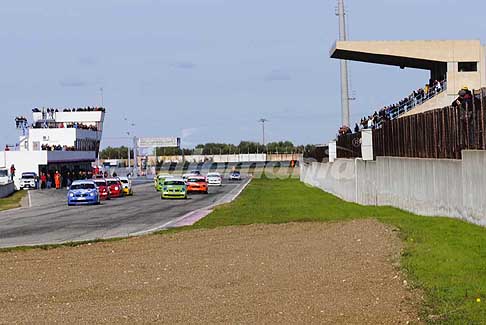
[373,88,486,159]
[336,132,362,158]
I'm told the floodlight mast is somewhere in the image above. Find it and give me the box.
[258,118,269,146]
[337,0,350,127]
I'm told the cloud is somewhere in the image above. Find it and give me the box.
[181,128,198,139]
[171,61,197,70]
[59,78,88,88]
[79,56,97,65]
[264,69,292,82]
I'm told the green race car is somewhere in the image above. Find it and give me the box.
[155,174,171,191]
[161,178,187,199]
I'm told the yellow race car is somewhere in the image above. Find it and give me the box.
[118,176,133,196]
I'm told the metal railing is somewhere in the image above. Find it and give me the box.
[388,80,447,120]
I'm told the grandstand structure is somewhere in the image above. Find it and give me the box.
[0,108,105,189]
[331,40,486,117]
[329,40,486,160]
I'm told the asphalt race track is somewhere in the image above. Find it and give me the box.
[0,180,248,248]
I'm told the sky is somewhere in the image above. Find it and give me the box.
[1,0,485,148]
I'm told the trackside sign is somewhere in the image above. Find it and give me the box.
[137,137,180,148]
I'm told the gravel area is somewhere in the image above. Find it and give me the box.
[0,219,421,324]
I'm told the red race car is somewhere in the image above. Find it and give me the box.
[93,178,111,200]
[106,178,124,198]
[186,175,208,194]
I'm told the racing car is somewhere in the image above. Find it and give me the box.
[67,180,100,206]
[161,178,187,199]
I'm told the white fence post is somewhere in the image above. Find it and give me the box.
[329,141,337,162]
[361,129,374,161]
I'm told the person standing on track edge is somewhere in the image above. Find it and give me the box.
[40,172,47,189]
[54,171,61,189]
[9,164,15,181]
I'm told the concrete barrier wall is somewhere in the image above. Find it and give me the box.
[300,159,357,203]
[0,182,15,198]
[301,150,486,226]
[461,151,486,224]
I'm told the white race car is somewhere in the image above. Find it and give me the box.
[206,172,222,186]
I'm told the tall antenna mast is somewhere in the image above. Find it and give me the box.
[337,0,350,127]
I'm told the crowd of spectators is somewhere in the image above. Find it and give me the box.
[41,144,76,151]
[32,106,105,113]
[39,169,94,189]
[341,79,447,136]
[32,121,99,131]
[14,116,28,129]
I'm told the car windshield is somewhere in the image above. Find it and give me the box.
[71,183,96,190]
[0,170,7,177]
[22,174,35,179]
[188,178,205,183]
[94,181,106,186]
[165,180,185,186]
[190,171,201,174]
[208,174,220,177]
[232,171,240,175]
[107,180,119,186]
[120,179,128,183]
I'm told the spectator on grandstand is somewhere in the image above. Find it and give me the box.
[34,106,106,114]
[338,125,352,136]
[354,123,360,133]
[452,86,473,108]
[347,79,447,132]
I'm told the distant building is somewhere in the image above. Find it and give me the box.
[0,108,105,189]
[330,39,486,116]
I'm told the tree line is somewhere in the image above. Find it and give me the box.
[100,141,318,159]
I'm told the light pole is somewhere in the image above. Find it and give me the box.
[258,118,268,147]
[337,0,350,127]
[124,118,135,170]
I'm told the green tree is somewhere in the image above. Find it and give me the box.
[100,146,133,159]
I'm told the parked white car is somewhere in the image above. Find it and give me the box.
[206,172,222,186]
[20,172,38,189]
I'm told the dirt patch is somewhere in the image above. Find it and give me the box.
[0,219,421,324]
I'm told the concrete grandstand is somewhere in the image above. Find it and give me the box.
[330,39,486,117]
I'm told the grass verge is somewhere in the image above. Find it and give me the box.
[188,177,486,324]
[0,191,26,211]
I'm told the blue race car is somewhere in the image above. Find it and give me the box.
[67,180,100,206]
